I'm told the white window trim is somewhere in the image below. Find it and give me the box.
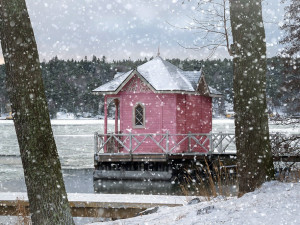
[133,102,145,128]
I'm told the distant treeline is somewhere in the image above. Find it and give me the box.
[0,56,298,118]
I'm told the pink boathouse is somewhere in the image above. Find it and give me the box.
[93,56,221,180]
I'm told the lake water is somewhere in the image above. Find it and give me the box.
[0,119,299,194]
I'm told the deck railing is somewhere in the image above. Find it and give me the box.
[94,132,300,155]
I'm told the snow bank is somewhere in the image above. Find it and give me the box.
[212,118,235,124]
[0,120,13,124]
[0,119,115,125]
[51,119,102,125]
[88,181,300,225]
[56,112,76,119]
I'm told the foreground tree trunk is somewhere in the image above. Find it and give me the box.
[0,1,75,224]
[229,0,274,196]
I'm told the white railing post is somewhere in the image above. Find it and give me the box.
[209,132,213,153]
[166,131,169,153]
[94,132,98,154]
[220,132,223,153]
[92,132,300,156]
[188,132,191,152]
[129,132,132,154]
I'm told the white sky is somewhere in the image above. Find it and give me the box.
[0,0,287,64]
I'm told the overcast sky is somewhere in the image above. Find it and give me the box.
[0,0,287,63]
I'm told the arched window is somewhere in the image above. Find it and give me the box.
[134,103,145,127]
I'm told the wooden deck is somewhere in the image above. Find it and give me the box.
[95,152,238,163]
[93,132,300,180]
[0,192,186,219]
[95,153,169,162]
[95,153,300,163]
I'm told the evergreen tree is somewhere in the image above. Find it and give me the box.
[279,0,300,115]
[280,0,300,57]
[0,57,290,117]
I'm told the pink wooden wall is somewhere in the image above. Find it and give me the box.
[175,94,212,152]
[107,74,212,153]
[118,75,177,134]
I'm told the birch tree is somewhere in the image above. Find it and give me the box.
[0,0,75,224]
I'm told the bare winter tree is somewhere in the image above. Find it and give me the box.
[175,0,233,116]
[179,0,232,58]
[182,0,274,195]
[0,0,75,224]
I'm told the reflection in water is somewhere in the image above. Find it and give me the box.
[93,179,182,195]
[93,178,238,197]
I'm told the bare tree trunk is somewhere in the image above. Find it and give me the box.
[229,0,274,196]
[0,1,75,224]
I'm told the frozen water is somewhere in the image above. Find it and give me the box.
[212,118,300,134]
[0,119,298,193]
[0,119,115,193]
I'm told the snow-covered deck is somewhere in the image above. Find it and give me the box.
[0,192,188,219]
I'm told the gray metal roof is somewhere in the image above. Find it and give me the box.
[93,56,221,97]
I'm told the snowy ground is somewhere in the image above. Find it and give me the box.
[88,181,300,225]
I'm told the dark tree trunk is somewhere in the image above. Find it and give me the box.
[0,1,75,224]
[229,0,274,196]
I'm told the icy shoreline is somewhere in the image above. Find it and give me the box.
[0,119,114,125]
[0,118,298,133]
[88,181,300,225]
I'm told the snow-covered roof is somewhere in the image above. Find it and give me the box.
[181,71,202,90]
[93,56,222,97]
[114,72,125,79]
[209,86,222,96]
[93,70,132,92]
[136,57,194,91]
